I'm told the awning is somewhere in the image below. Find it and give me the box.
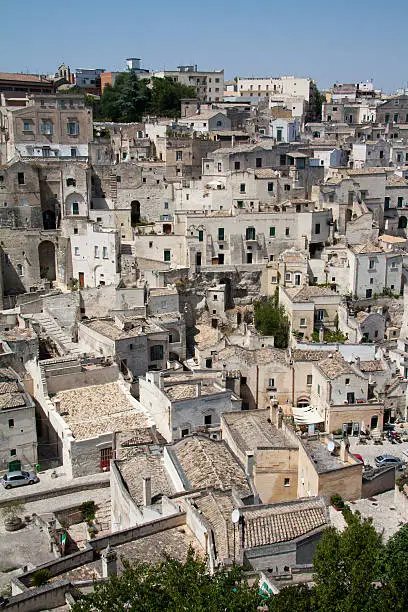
[292,405,324,425]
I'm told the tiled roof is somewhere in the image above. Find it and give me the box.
[317,352,356,380]
[0,72,52,84]
[350,241,383,254]
[0,381,19,394]
[117,453,174,505]
[254,168,279,179]
[194,490,235,561]
[222,410,298,451]
[0,393,26,409]
[216,345,287,365]
[242,498,328,548]
[386,174,408,187]
[53,382,149,440]
[84,318,163,340]
[292,349,330,362]
[285,285,338,302]
[359,360,385,372]
[347,168,390,175]
[172,436,250,496]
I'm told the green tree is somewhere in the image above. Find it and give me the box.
[149,77,196,118]
[253,295,290,349]
[269,584,314,611]
[312,516,384,612]
[72,549,263,611]
[118,70,151,122]
[382,523,408,610]
[305,82,325,122]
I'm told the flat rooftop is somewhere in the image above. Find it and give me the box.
[53,382,149,440]
[83,318,163,340]
[301,437,354,473]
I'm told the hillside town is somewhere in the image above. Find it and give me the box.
[2,57,408,610]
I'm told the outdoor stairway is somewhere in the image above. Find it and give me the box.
[371,427,382,443]
[109,172,118,201]
[32,312,83,356]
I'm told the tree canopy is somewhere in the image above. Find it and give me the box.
[253,291,290,349]
[92,73,196,122]
[72,549,264,612]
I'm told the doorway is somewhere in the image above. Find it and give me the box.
[371,415,378,429]
[78,272,85,289]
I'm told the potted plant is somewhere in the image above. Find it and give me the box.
[1,500,25,532]
[330,493,344,511]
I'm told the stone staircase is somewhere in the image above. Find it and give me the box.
[32,312,83,356]
[109,172,118,202]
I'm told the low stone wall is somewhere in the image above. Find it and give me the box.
[8,581,80,612]
[362,466,396,498]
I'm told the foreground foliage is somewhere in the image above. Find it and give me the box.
[72,549,264,611]
[253,291,290,348]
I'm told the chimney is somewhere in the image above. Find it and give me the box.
[196,382,202,397]
[340,439,349,463]
[269,402,278,424]
[355,356,361,370]
[143,476,152,506]
[158,373,164,390]
[319,326,324,342]
[101,545,117,578]
[276,407,283,429]
[245,451,255,477]
[54,399,61,413]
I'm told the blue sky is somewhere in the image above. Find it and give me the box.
[2,0,407,92]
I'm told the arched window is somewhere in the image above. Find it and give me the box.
[398,216,407,229]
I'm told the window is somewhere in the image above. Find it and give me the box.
[198,230,204,242]
[18,172,25,185]
[74,247,79,256]
[385,114,390,123]
[8,418,14,428]
[23,120,31,132]
[218,253,225,264]
[72,202,79,215]
[398,197,404,208]
[102,246,108,259]
[74,228,78,235]
[284,184,291,191]
[316,309,324,321]
[150,345,164,361]
[394,113,399,123]
[307,374,312,385]
[267,182,274,192]
[300,318,307,328]
[366,289,372,298]
[116,175,121,183]
[285,227,290,236]
[268,378,275,388]
[16,263,23,276]
[317,384,320,395]
[163,249,171,262]
[370,278,374,285]
[379,150,384,159]
[246,227,256,240]
[218,227,225,241]
[315,223,321,234]
[384,197,390,210]
[240,183,246,193]
[66,178,76,187]
[67,121,79,136]
[269,226,275,237]
[256,157,262,168]
[234,161,241,170]
[164,201,169,209]
[176,151,182,161]
[217,163,222,172]
[40,120,53,135]
[10,449,16,457]
[237,200,244,209]
[345,378,350,385]
[369,258,375,270]
[204,414,212,425]
[284,478,290,487]
[181,428,189,437]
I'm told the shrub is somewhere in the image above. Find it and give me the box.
[330,493,344,509]
[81,500,96,523]
[30,569,52,587]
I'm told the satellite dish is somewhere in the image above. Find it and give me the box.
[231,509,240,524]
[327,440,335,453]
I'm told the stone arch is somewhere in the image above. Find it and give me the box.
[38,240,56,281]
[131,201,141,227]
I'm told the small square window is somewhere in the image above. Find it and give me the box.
[300,318,307,328]
[204,414,212,425]
[10,449,16,456]
[8,418,14,428]
[285,227,290,236]
[307,374,312,385]
[284,478,290,487]
[345,378,350,385]
[18,172,25,185]
[74,228,78,235]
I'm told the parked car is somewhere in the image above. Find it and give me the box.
[374,455,403,470]
[0,470,39,489]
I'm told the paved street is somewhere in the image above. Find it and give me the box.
[0,466,110,503]
[349,433,408,467]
